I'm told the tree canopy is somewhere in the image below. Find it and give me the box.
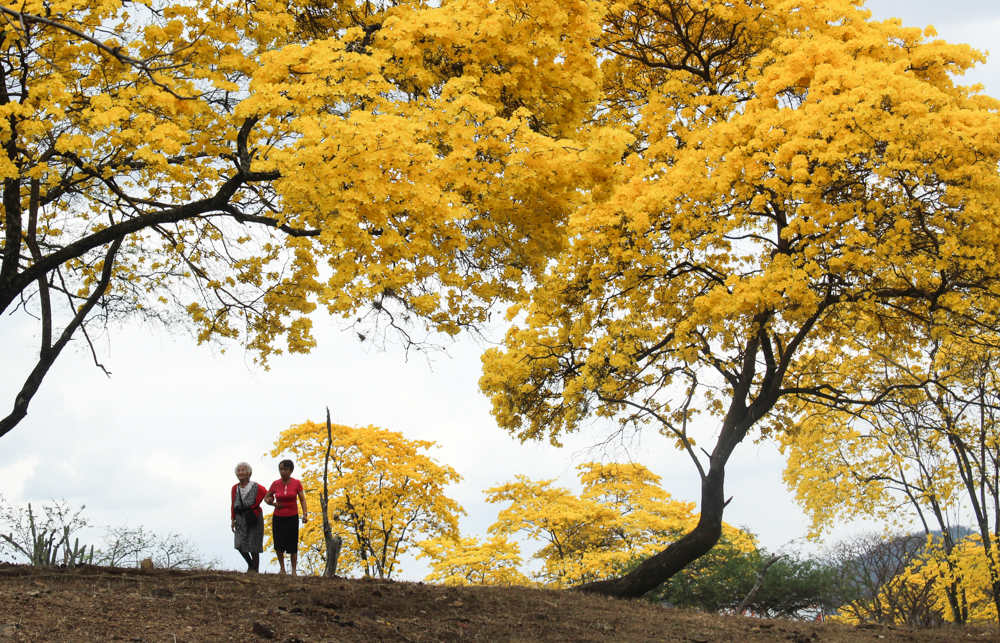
[0,0,619,437]
[6,0,1000,601]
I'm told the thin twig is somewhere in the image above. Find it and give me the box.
[0,6,203,100]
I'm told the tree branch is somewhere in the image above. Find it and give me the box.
[0,237,123,438]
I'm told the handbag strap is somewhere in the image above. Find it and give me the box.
[237,482,253,510]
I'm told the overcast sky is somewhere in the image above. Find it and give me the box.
[1,0,997,578]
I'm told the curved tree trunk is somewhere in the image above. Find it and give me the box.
[574,318,786,598]
[574,456,729,597]
[0,237,122,439]
[575,402,766,597]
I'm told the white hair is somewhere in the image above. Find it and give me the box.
[234,462,253,476]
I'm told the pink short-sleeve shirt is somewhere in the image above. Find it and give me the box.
[268,478,303,517]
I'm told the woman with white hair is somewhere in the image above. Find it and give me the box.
[231,461,266,573]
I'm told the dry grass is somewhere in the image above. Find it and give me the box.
[1,564,997,642]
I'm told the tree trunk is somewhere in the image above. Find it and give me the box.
[321,408,341,578]
[737,554,782,615]
[574,460,729,597]
[574,335,779,598]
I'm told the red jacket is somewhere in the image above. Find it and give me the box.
[231,482,266,520]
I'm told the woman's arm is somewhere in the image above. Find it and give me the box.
[264,489,276,506]
[298,488,309,523]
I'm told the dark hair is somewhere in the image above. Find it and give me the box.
[279,459,294,472]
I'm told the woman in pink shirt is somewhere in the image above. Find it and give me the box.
[264,459,309,575]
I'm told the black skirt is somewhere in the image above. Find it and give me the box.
[272,514,300,552]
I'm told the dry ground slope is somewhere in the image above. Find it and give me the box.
[0,565,997,643]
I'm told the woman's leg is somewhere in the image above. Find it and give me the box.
[250,552,260,573]
[276,550,286,574]
[290,551,298,576]
[237,550,253,571]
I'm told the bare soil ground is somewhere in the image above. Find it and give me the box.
[0,564,997,643]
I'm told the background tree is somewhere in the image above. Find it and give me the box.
[825,531,944,626]
[782,335,1000,621]
[0,0,617,438]
[269,420,462,578]
[743,554,840,619]
[485,462,701,587]
[647,534,838,619]
[480,0,1000,597]
[932,534,1000,622]
[96,524,154,568]
[485,474,616,587]
[642,528,759,612]
[142,531,219,570]
[0,496,214,569]
[417,534,532,587]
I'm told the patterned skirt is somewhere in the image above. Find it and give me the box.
[233,510,265,553]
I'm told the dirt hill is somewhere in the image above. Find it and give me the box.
[0,564,995,642]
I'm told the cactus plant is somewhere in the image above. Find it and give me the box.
[0,500,93,567]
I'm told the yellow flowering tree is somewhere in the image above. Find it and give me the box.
[832,533,1000,625]
[0,0,618,438]
[827,532,944,626]
[781,336,1000,622]
[840,533,1000,625]
[268,420,462,578]
[485,462,700,587]
[480,0,1000,597]
[934,535,1000,623]
[417,534,532,587]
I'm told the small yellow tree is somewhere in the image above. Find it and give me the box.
[417,534,532,587]
[931,535,1000,623]
[485,462,699,587]
[268,420,462,578]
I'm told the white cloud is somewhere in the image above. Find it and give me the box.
[0,455,41,501]
[865,0,1000,29]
